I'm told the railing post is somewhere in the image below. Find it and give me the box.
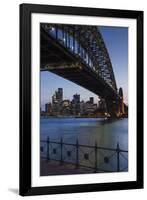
[46,137,50,162]
[65,31,68,48]
[73,32,75,53]
[94,141,97,172]
[116,142,120,172]
[76,138,79,169]
[68,33,70,49]
[55,26,58,39]
[60,137,63,165]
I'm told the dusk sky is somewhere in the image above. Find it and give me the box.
[40,26,128,110]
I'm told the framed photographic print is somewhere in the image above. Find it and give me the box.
[19,3,143,196]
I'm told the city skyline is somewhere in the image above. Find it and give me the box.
[42,87,98,107]
[41,87,105,117]
[41,84,99,111]
[41,26,128,110]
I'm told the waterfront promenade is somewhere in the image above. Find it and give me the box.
[40,158,93,176]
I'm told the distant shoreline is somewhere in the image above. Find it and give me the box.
[41,115,106,118]
[40,115,128,119]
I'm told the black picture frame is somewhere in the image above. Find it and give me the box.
[19,3,144,196]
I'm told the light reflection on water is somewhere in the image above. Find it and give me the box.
[40,118,128,150]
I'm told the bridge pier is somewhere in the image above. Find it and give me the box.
[105,88,125,118]
[105,99,119,118]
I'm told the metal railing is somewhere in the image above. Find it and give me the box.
[40,137,128,172]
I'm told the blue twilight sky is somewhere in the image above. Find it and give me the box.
[41,26,128,110]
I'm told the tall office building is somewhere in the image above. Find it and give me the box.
[72,94,80,103]
[89,97,94,104]
[57,88,63,102]
[52,88,63,104]
[72,93,80,115]
[45,102,52,114]
[52,88,63,115]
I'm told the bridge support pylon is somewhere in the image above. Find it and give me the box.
[105,87,125,118]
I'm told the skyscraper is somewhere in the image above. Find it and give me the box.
[72,94,80,115]
[52,88,63,104]
[57,88,63,101]
[72,94,80,103]
[89,97,94,104]
[52,88,63,115]
[45,102,52,114]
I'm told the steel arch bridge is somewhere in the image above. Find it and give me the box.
[40,23,126,118]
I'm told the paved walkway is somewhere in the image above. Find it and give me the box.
[40,158,93,176]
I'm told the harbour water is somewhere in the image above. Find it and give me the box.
[40,118,128,149]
